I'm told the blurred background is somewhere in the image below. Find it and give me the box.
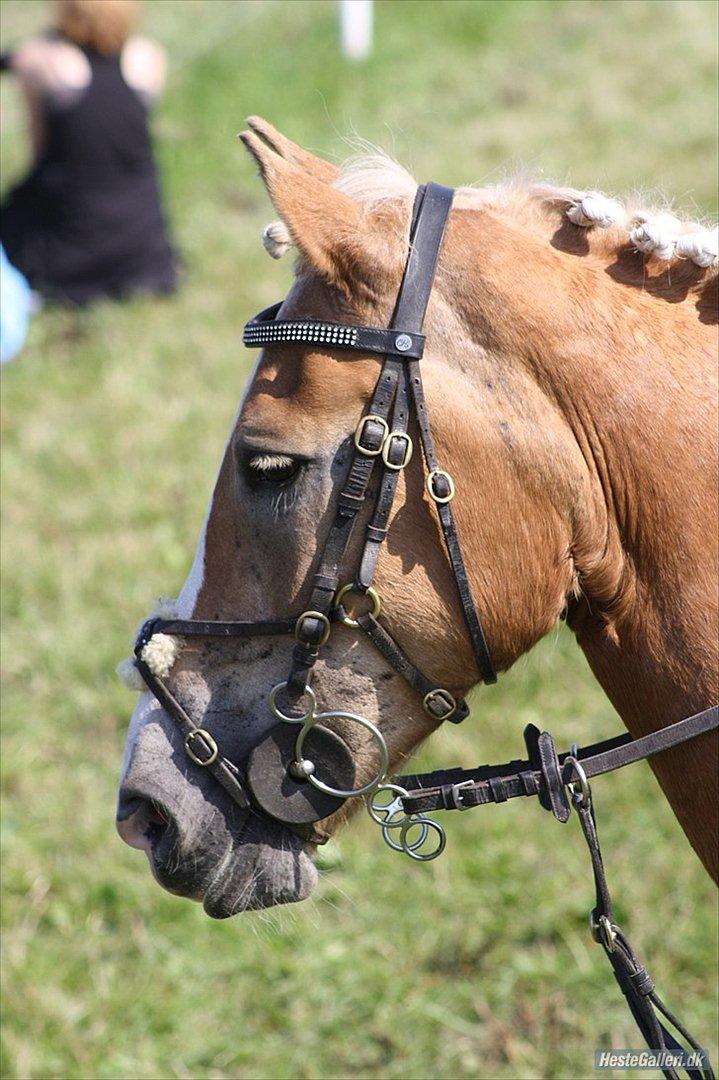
[1,1,717,1077]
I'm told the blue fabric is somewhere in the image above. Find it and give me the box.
[1,245,31,363]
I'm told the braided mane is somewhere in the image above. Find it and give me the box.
[262,152,718,284]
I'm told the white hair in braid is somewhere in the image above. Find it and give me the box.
[253,151,717,273]
[567,191,626,229]
[675,226,719,269]
[629,212,683,261]
[565,189,717,270]
[262,220,293,259]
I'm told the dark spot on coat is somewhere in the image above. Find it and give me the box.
[499,420,515,449]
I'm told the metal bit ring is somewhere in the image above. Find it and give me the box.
[399,817,446,861]
[297,709,389,799]
[382,819,430,853]
[269,682,317,725]
[365,783,411,828]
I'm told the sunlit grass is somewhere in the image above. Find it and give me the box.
[1,2,717,1078]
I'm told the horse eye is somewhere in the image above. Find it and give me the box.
[243,453,301,486]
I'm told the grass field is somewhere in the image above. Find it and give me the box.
[1,1,717,1078]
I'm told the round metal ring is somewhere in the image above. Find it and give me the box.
[297,708,389,799]
[564,754,592,810]
[334,584,381,628]
[399,817,446,861]
[365,783,410,828]
[268,682,317,725]
[382,819,430,852]
[184,728,219,767]
[426,469,456,504]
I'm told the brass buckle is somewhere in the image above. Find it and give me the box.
[422,688,457,721]
[334,583,381,628]
[294,610,331,647]
[185,728,219,766]
[426,469,455,504]
[381,431,413,470]
[354,414,389,457]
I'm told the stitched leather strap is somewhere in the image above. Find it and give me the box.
[148,617,299,637]
[356,612,470,723]
[132,656,330,846]
[134,656,252,811]
[407,355,496,684]
[399,706,719,814]
[573,793,714,1079]
[239,182,496,699]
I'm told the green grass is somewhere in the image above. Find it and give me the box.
[1,1,717,1078]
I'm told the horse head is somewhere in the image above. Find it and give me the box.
[117,119,718,916]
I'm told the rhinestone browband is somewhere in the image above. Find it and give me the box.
[243,318,358,349]
[243,302,426,360]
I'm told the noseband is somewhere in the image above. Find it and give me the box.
[130,182,717,1078]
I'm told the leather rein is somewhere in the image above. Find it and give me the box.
[130,182,717,1079]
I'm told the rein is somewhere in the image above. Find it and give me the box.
[130,182,717,1079]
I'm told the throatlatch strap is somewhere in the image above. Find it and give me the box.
[356,612,470,723]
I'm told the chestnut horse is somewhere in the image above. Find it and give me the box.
[117,119,717,918]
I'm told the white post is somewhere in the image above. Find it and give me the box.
[339,0,373,61]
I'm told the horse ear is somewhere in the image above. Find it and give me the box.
[240,126,362,290]
[244,117,340,183]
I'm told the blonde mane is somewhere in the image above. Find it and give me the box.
[263,152,718,276]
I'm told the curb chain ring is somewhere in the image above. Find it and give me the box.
[270,683,446,861]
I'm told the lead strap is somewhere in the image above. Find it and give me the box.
[567,774,714,1080]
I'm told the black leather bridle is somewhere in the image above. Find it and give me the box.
[130,182,717,1078]
[134,183,496,842]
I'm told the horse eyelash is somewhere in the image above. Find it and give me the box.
[247,453,296,474]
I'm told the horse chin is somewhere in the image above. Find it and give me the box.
[200,819,320,918]
[118,780,320,916]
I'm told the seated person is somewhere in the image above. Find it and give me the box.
[1,0,177,304]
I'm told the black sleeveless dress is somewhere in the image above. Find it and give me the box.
[1,44,177,304]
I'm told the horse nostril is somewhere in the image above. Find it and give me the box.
[116,795,170,852]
